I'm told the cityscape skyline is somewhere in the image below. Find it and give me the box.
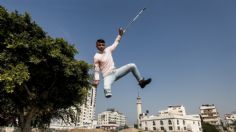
[1,0,235,125]
[98,103,236,126]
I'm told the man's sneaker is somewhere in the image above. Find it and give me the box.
[139,78,152,88]
[104,89,112,98]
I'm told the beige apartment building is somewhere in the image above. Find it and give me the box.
[199,104,221,126]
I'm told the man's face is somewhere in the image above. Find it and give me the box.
[96,42,105,52]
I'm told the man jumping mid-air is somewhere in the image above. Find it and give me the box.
[93,28,151,98]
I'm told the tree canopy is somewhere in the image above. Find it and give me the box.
[202,122,219,132]
[0,6,91,131]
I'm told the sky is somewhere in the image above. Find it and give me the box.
[1,0,236,125]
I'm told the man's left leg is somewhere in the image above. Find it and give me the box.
[114,63,151,88]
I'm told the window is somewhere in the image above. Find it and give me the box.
[177,119,179,125]
[161,127,165,130]
[178,126,180,130]
[153,127,156,130]
[208,113,213,117]
[160,120,164,125]
[145,127,148,131]
[169,126,173,130]
[183,120,185,125]
[168,120,172,125]
[184,127,186,130]
[153,121,156,125]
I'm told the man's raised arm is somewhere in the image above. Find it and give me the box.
[109,28,124,52]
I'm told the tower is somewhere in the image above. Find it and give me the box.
[78,86,97,128]
[50,86,97,128]
[136,96,142,128]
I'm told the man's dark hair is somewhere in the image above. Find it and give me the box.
[96,39,105,43]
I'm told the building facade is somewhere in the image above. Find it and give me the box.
[224,113,236,132]
[97,108,126,130]
[77,87,97,128]
[159,105,186,116]
[140,105,202,132]
[199,104,221,126]
[50,87,97,129]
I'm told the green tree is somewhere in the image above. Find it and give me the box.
[202,122,219,132]
[0,6,91,131]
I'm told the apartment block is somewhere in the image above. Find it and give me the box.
[224,113,236,132]
[50,87,97,129]
[97,108,126,130]
[199,104,221,126]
